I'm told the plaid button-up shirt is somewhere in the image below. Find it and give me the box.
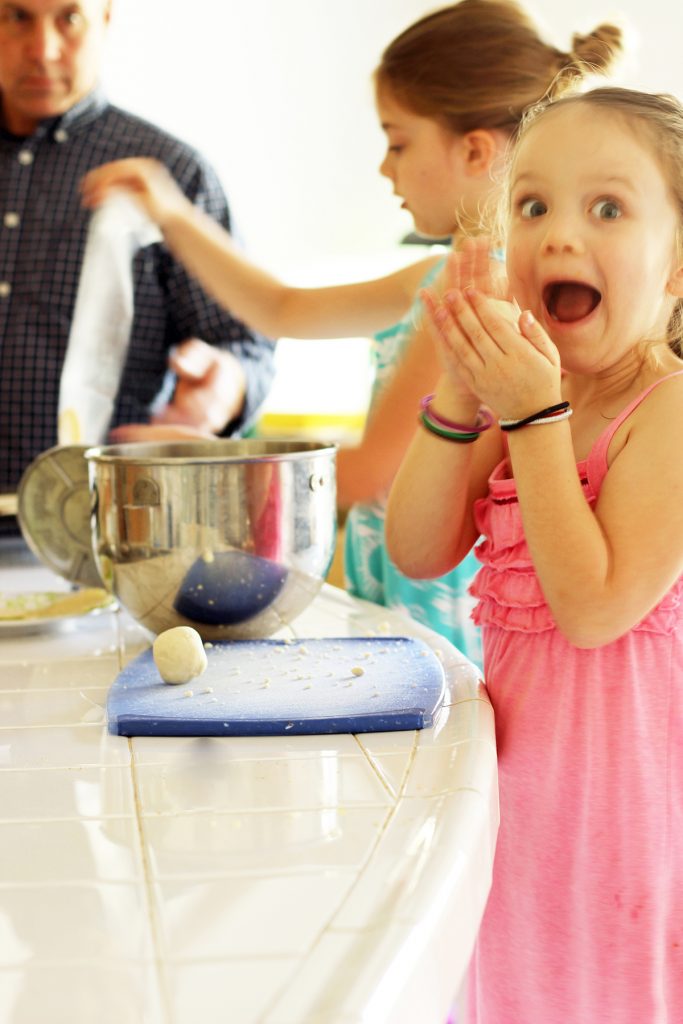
[0,89,275,503]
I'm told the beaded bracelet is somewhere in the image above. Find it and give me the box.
[499,401,572,432]
[420,395,494,434]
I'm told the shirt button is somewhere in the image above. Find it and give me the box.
[3,212,19,229]
[54,128,68,143]
[0,282,11,298]
[18,150,34,165]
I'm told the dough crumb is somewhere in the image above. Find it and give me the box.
[153,626,208,684]
[350,666,365,677]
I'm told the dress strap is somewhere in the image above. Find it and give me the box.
[586,368,683,490]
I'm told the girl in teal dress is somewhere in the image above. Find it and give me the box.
[343,259,483,665]
[81,3,622,670]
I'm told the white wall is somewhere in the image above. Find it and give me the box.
[101,1,683,418]
[104,0,434,271]
[103,0,683,271]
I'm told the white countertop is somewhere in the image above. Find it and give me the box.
[0,547,498,1024]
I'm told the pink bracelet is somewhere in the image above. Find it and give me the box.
[420,395,493,434]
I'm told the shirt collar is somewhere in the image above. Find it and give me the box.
[0,87,108,143]
[55,87,108,131]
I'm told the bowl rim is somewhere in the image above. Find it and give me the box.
[84,439,338,466]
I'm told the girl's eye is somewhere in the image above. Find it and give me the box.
[590,198,621,221]
[519,198,547,219]
[387,145,404,155]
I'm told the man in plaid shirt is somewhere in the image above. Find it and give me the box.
[0,0,276,517]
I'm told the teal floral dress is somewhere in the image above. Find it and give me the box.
[343,259,483,668]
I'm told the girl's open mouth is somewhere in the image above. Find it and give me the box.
[543,281,601,323]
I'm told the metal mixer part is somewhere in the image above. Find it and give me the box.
[16,445,103,588]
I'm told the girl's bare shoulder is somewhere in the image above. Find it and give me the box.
[390,252,446,297]
[635,365,683,423]
[614,364,683,457]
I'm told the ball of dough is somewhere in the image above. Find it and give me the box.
[153,626,208,684]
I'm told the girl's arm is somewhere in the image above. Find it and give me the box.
[81,158,440,340]
[384,245,512,569]
[336,243,508,509]
[336,317,442,509]
[385,372,503,576]
[161,209,439,338]
[507,374,683,647]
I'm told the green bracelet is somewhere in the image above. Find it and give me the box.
[419,411,479,443]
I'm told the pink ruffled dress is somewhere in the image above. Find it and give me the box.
[465,373,683,1024]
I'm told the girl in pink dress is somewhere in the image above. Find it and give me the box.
[386,87,683,1023]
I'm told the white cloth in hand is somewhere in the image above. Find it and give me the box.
[58,192,162,445]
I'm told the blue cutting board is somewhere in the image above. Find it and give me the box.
[107,636,446,736]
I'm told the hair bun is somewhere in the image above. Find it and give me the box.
[569,23,624,75]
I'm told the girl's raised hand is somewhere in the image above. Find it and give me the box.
[446,235,511,302]
[438,286,563,419]
[419,237,516,402]
[80,158,191,229]
[420,285,480,402]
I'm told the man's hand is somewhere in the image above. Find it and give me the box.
[153,337,247,434]
[108,422,215,442]
[107,338,247,442]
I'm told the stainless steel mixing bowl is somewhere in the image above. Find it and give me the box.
[84,440,337,639]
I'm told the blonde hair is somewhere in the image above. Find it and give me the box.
[515,88,683,354]
[375,0,623,136]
